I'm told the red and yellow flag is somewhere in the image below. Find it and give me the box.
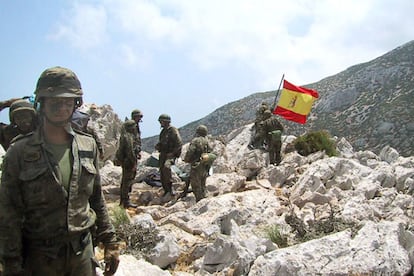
[273,79,319,124]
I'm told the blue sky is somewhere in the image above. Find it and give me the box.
[1,0,413,138]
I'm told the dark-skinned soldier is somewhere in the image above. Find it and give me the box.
[0,99,37,150]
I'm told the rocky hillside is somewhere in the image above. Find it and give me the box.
[142,40,414,157]
[2,102,414,275]
[96,123,414,275]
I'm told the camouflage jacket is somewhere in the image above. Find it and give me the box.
[157,126,182,158]
[116,129,140,166]
[184,136,212,164]
[261,116,284,142]
[0,127,115,261]
[0,123,20,151]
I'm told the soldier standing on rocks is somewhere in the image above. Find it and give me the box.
[116,119,140,209]
[0,66,120,275]
[155,114,182,201]
[249,102,270,149]
[183,125,214,202]
[261,110,284,165]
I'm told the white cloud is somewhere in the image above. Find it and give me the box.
[50,2,108,51]
[52,0,414,86]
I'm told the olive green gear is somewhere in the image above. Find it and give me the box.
[34,66,83,101]
[9,99,36,124]
[158,114,171,122]
[131,109,143,118]
[196,124,208,136]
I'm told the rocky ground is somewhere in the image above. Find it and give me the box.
[2,104,414,276]
[96,122,414,275]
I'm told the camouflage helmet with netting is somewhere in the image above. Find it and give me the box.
[9,99,36,124]
[34,66,83,102]
[158,114,171,122]
[196,124,208,136]
[131,109,143,118]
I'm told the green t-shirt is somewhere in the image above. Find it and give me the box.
[47,143,72,191]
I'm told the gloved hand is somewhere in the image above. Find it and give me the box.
[103,243,120,276]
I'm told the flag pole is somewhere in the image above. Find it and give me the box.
[272,73,285,110]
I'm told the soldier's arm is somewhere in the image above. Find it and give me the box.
[0,148,25,273]
[171,128,183,157]
[89,142,116,244]
[0,98,21,112]
[184,141,196,163]
[88,127,104,156]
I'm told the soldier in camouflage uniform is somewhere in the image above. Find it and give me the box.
[155,114,182,199]
[0,66,119,276]
[183,125,213,202]
[249,102,270,149]
[260,110,284,165]
[115,120,140,209]
[131,109,143,151]
[0,98,37,150]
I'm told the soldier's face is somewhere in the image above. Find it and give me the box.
[14,110,35,133]
[133,115,142,123]
[159,120,169,128]
[43,97,75,124]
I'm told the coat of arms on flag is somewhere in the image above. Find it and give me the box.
[273,79,319,124]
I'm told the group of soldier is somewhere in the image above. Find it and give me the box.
[115,100,284,210]
[115,110,215,208]
[0,66,284,275]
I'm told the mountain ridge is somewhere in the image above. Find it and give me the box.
[142,40,414,156]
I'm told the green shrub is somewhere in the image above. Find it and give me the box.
[108,206,161,259]
[293,130,337,157]
[109,205,130,229]
[264,224,288,248]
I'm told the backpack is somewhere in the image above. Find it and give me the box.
[269,130,282,142]
[200,152,217,168]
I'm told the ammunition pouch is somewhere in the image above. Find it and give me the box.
[268,130,282,142]
[200,153,217,167]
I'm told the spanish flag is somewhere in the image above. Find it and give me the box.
[273,80,319,124]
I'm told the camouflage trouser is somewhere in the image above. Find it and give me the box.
[189,162,209,202]
[23,233,96,276]
[120,163,137,204]
[159,153,175,194]
[249,124,265,148]
[267,139,282,165]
